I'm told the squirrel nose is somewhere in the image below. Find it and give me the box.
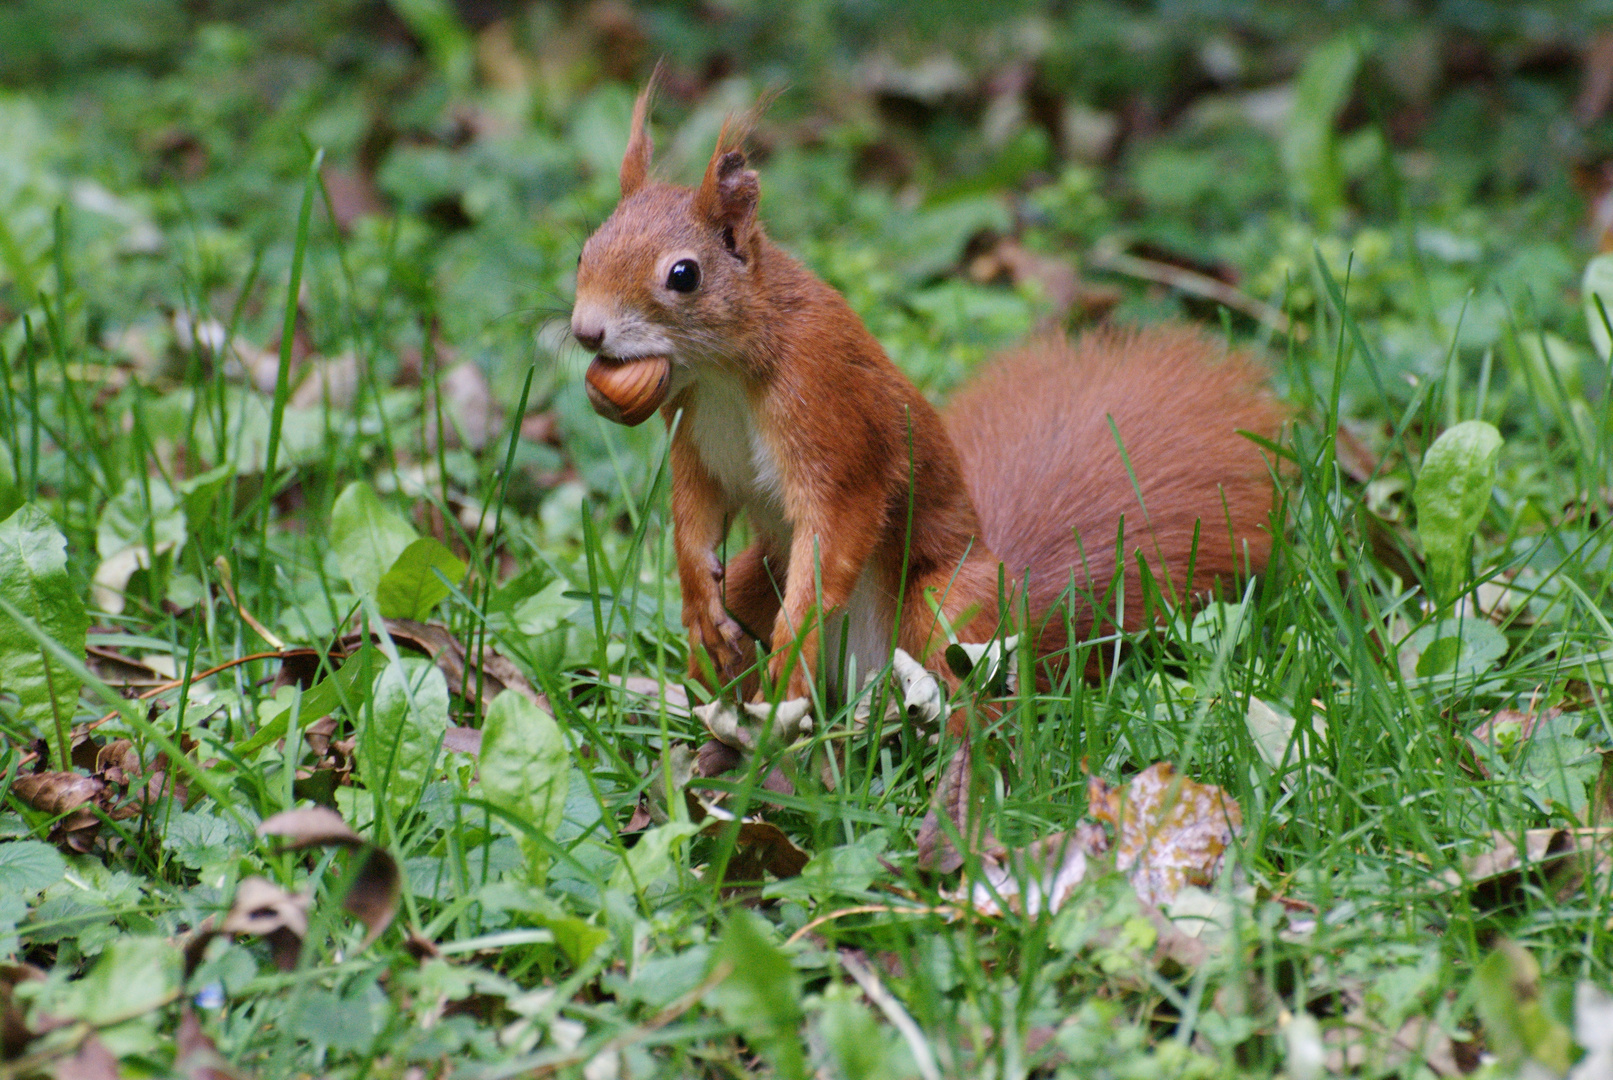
[572,315,605,353]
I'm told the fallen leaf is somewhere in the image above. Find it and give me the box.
[344,846,403,948]
[917,738,992,873]
[1087,762,1242,907]
[257,805,401,947]
[258,805,363,848]
[176,1007,240,1080]
[443,725,482,755]
[219,876,311,973]
[1448,828,1587,909]
[1472,705,1561,750]
[1,962,46,1058]
[11,772,107,816]
[695,697,813,752]
[1324,1012,1461,1077]
[959,823,1109,917]
[55,1035,119,1080]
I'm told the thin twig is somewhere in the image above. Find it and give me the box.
[215,555,285,649]
[1088,241,1301,340]
[785,903,958,946]
[841,950,943,1080]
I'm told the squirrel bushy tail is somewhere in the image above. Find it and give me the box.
[943,325,1282,657]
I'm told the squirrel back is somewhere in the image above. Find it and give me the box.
[945,326,1281,654]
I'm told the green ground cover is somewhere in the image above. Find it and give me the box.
[3,1,1613,1076]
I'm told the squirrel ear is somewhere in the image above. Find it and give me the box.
[619,64,661,198]
[695,128,759,247]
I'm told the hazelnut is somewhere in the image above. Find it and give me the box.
[585,355,671,426]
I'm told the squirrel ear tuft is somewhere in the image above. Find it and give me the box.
[619,63,662,198]
[695,126,759,244]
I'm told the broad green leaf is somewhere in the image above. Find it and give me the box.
[536,911,610,967]
[706,909,806,1080]
[376,536,466,621]
[0,505,89,768]
[1584,253,1613,361]
[240,655,376,756]
[331,481,417,597]
[479,690,568,884]
[54,936,183,1026]
[289,984,387,1053]
[1472,942,1574,1075]
[1407,618,1508,679]
[177,463,235,522]
[608,819,700,897]
[1282,33,1362,224]
[819,982,906,1080]
[358,657,448,829]
[1415,420,1502,606]
[96,475,186,559]
[0,839,67,894]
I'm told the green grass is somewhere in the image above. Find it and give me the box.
[2,2,1613,1077]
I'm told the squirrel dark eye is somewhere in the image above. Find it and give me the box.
[665,259,701,293]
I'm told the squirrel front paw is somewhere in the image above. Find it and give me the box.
[686,604,749,688]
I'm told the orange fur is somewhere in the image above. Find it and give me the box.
[571,89,1283,713]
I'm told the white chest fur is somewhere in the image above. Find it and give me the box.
[679,368,787,538]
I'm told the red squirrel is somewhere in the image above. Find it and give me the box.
[570,79,1282,723]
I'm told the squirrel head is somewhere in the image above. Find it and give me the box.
[572,73,764,369]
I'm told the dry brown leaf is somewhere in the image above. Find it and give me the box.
[1325,1011,1462,1077]
[917,739,988,873]
[968,237,1118,322]
[426,360,503,452]
[1,962,46,1059]
[1448,828,1589,909]
[176,1007,241,1080]
[961,823,1109,917]
[344,847,403,949]
[1087,762,1242,907]
[55,1035,119,1080]
[443,725,483,756]
[256,807,400,947]
[11,772,107,816]
[320,165,385,232]
[1577,32,1613,125]
[84,643,169,688]
[219,876,311,973]
[702,819,812,883]
[1472,705,1561,749]
[258,806,363,848]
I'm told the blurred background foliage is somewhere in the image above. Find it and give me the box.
[3,0,1613,541]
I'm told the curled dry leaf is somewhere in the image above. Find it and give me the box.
[256,805,401,948]
[699,815,811,883]
[1087,762,1243,907]
[694,697,813,752]
[11,772,117,853]
[258,805,362,848]
[219,876,312,973]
